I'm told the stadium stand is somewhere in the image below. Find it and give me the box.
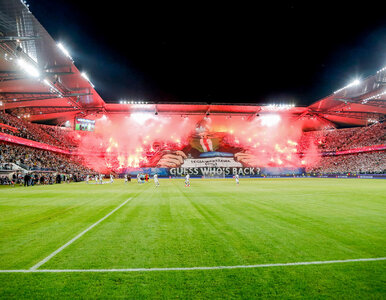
[298,122,385,153]
[308,151,385,174]
[38,124,80,149]
[0,142,90,172]
[0,112,67,148]
[0,141,95,185]
[0,118,384,185]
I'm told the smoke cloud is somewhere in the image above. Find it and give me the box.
[72,113,320,172]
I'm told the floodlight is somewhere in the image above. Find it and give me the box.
[17,58,40,77]
[260,114,281,127]
[81,72,95,87]
[81,72,89,81]
[57,43,72,60]
[131,112,154,124]
[334,78,361,94]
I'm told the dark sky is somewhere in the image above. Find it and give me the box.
[27,1,386,106]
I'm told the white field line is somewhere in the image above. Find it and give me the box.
[29,198,132,271]
[0,257,380,273]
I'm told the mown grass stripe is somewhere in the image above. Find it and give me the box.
[0,257,381,273]
[29,198,132,271]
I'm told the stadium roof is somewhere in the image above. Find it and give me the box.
[0,0,104,124]
[0,0,384,128]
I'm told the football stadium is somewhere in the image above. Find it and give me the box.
[0,1,385,298]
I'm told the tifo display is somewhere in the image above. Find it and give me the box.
[1,111,384,183]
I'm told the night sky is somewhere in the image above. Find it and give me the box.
[27,1,386,106]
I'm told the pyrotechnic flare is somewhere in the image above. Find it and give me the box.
[74,113,320,172]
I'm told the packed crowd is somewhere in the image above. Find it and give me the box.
[1,115,385,180]
[0,142,93,174]
[308,151,386,174]
[40,124,79,149]
[343,122,385,150]
[0,112,77,149]
[298,122,385,153]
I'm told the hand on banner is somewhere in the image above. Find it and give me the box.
[157,150,187,168]
[234,152,259,167]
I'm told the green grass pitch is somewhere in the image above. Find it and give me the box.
[0,178,385,298]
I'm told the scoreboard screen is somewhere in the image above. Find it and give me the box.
[75,118,95,131]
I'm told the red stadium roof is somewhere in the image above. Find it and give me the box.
[0,0,384,128]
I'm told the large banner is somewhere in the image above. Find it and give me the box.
[119,117,304,176]
[171,153,255,176]
[99,116,384,175]
[125,166,304,177]
[169,166,260,177]
[134,117,306,176]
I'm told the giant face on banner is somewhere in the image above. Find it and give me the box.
[144,117,266,176]
[77,113,312,175]
[160,118,254,163]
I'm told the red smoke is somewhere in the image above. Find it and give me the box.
[72,113,320,172]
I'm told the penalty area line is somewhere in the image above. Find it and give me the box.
[0,257,383,273]
[29,198,132,271]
